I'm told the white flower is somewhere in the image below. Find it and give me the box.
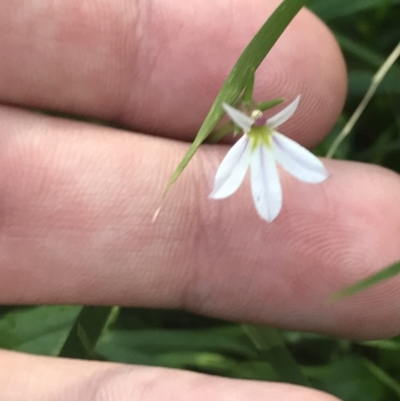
[209,96,329,222]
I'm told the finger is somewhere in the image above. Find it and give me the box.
[1,107,400,340]
[0,0,346,144]
[0,350,339,401]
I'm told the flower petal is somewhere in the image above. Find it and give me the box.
[222,103,254,132]
[250,145,282,222]
[209,135,251,199]
[267,95,300,129]
[272,132,329,183]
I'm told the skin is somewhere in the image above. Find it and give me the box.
[0,0,400,399]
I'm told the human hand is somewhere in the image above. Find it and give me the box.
[1,1,400,400]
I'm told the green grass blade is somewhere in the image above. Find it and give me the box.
[363,358,400,398]
[331,261,400,300]
[164,0,307,194]
[58,306,118,359]
[242,325,310,386]
[257,98,285,112]
[360,340,400,351]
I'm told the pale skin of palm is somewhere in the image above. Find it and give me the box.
[1,1,400,400]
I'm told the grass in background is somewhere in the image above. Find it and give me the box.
[1,1,400,401]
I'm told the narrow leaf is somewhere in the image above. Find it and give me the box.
[242,324,310,386]
[257,98,285,111]
[363,358,400,398]
[331,260,400,300]
[58,306,118,359]
[360,339,400,352]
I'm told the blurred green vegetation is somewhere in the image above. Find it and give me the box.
[1,1,400,401]
[311,0,400,167]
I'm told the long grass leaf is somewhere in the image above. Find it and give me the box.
[363,358,400,398]
[242,325,309,386]
[332,261,400,300]
[58,306,118,359]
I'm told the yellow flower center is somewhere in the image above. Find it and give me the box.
[247,125,273,151]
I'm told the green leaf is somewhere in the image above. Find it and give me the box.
[304,357,385,401]
[0,306,80,355]
[97,326,257,363]
[257,98,285,112]
[155,351,276,380]
[363,358,400,399]
[332,261,400,300]
[309,0,399,20]
[360,339,400,352]
[58,306,118,359]
[242,325,310,386]
[97,325,275,380]
[164,0,307,194]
